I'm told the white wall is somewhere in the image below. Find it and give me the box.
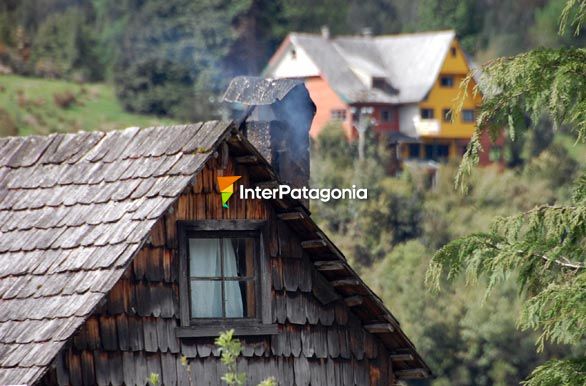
[399,103,420,137]
[270,44,320,79]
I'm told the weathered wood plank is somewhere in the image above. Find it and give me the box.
[311,270,340,305]
[396,368,430,379]
[80,351,95,386]
[277,212,305,221]
[314,261,345,271]
[175,324,279,338]
[235,155,259,164]
[99,316,118,351]
[344,295,363,307]
[390,353,414,362]
[300,239,327,249]
[330,279,361,287]
[143,318,158,352]
[364,323,395,333]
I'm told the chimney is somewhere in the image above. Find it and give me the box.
[223,77,316,205]
[321,25,330,39]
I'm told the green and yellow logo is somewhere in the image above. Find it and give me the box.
[217,176,241,208]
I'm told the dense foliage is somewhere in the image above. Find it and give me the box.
[311,127,583,384]
[0,0,584,121]
[426,1,585,384]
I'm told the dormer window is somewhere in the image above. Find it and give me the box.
[440,76,454,87]
[372,77,395,94]
[176,220,275,337]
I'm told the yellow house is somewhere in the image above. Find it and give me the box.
[415,38,482,160]
[264,30,482,163]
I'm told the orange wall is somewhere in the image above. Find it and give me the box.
[304,76,350,138]
[418,39,481,140]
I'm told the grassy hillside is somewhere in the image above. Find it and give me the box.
[0,75,177,137]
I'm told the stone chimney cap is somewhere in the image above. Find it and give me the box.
[222,76,305,106]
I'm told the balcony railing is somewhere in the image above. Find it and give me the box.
[413,117,440,136]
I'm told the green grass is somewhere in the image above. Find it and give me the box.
[0,74,177,137]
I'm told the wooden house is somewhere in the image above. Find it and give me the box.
[0,81,430,385]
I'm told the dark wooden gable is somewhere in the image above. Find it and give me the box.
[39,140,402,386]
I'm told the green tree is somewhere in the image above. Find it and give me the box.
[113,0,253,120]
[427,1,586,384]
[311,123,423,266]
[417,0,484,52]
[31,7,103,80]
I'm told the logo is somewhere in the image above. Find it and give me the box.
[217,176,241,208]
[240,184,367,202]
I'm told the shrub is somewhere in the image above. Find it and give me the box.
[53,91,76,109]
[0,108,17,137]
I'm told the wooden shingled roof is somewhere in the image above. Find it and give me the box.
[0,121,430,385]
[0,122,231,384]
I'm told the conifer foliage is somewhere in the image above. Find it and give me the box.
[427,1,585,385]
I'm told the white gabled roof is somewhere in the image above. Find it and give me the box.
[267,30,457,104]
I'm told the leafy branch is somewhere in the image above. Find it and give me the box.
[454,48,586,191]
[215,329,277,386]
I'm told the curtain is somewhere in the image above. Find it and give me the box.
[188,238,244,318]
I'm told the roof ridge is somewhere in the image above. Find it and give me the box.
[0,121,230,141]
[372,29,455,39]
[288,29,455,40]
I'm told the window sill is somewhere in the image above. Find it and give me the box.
[175,323,279,338]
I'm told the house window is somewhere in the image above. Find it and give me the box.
[443,108,452,122]
[421,108,434,119]
[177,220,276,337]
[440,76,454,87]
[450,46,457,57]
[462,109,475,122]
[408,144,420,158]
[381,109,392,122]
[188,235,257,318]
[424,143,449,160]
[331,109,346,121]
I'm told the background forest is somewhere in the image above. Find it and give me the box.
[0,1,585,385]
[0,0,585,125]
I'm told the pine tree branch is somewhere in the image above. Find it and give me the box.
[540,254,586,270]
[480,239,586,270]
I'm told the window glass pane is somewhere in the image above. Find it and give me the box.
[408,144,420,158]
[443,109,452,122]
[381,110,391,122]
[190,280,222,317]
[462,109,475,122]
[421,109,434,119]
[189,238,221,277]
[330,109,346,121]
[226,238,255,278]
[222,279,256,318]
[188,235,257,319]
[440,76,454,87]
